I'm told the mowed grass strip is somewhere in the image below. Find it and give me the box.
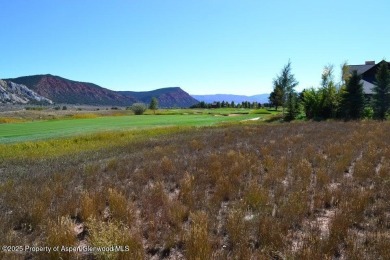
[0,114,259,144]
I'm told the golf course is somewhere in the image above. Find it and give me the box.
[0,108,273,143]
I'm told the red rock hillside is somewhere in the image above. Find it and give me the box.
[5,75,199,107]
[5,74,137,106]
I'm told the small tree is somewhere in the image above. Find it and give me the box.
[130,103,147,115]
[272,61,299,120]
[303,88,321,119]
[319,65,339,119]
[149,97,159,115]
[340,71,365,120]
[372,61,390,120]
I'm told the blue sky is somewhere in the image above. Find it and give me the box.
[1,0,389,95]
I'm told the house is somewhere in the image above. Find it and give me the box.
[348,60,390,95]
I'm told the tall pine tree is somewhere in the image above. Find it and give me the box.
[271,61,299,120]
[372,61,390,120]
[341,71,365,120]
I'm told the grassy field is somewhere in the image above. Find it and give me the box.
[1,120,390,259]
[0,109,272,143]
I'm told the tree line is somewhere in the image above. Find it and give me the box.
[269,60,390,121]
[191,100,264,109]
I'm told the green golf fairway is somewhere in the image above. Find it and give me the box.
[0,114,260,143]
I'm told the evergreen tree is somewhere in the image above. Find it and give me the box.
[372,61,390,120]
[149,97,159,114]
[269,81,284,111]
[341,71,365,120]
[272,61,299,120]
[319,65,339,119]
[285,92,300,121]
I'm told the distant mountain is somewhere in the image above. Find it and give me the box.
[4,74,137,106]
[0,79,53,104]
[120,87,199,108]
[191,93,269,104]
[3,74,198,108]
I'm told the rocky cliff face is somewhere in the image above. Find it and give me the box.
[0,79,53,104]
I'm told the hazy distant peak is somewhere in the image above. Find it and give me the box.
[191,93,269,104]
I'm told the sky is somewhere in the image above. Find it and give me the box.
[1,0,389,95]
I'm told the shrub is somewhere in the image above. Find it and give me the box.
[179,172,195,210]
[45,216,77,259]
[107,188,135,226]
[25,106,45,111]
[79,191,105,221]
[87,218,144,260]
[130,103,147,115]
[363,105,374,119]
[243,182,269,211]
[226,208,251,258]
[185,211,212,260]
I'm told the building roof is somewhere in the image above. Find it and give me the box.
[348,64,375,75]
[347,60,389,95]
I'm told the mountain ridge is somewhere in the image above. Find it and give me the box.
[120,87,198,108]
[5,74,137,106]
[3,75,198,108]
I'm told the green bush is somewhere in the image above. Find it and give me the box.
[363,105,374,119]
[130,103,147,115]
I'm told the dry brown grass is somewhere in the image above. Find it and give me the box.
[1,121,390,259]
[0,117,25,123]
